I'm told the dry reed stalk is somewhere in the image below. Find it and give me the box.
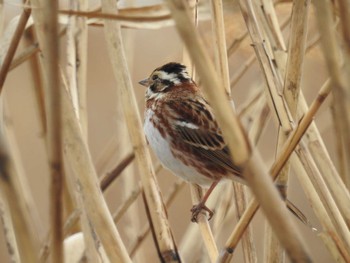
[337,0,350,99]
[100,152,135,191]
[0,0,3,35]
[9,42,39,70]
[61,75,132,262]
[95,135,119,175]
[190,184,219,262]
[230,14,291,89]
[0,199,20,262]
[258,0,350,239]
[210,0,230,95]
[0,133,39,262]
[0,5,41,262]
[211,184,234,234]
[75,0,88,139]
[129,180,185,258]
[66,0,89,139]
[219,73,332,262]
[295,143,350,252]
[294,82,350,228]
[59,9,171,24]
[39,1,64,261]
[166,0,311,262]
[59,2,208,30]
[260,0,286,50]
[264,1,310,261]
[179,225,202,262]
[23,28,47,140]
[113,182,142,224]
[306,137,350,227]
[291,153,350,262]
[232,184,257,263]
[210,2,257,258]
[64,165,102,263]
[0,8,31,91]
[232,90,269,263]
[319,233,347,263]
[283,0,310,118]
[119,26,142,261]
[65,1,103,261]
[183,4,220,261]
[313,0,350,188]
[101,0,180,262]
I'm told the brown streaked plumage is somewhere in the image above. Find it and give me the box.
[140,62,310,225]
[141,62,242,221]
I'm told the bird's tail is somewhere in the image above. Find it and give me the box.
[286,199,317,232]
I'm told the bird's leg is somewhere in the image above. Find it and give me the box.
[191,181,219,222]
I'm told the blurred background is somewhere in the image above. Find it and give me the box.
[0,0,339,262]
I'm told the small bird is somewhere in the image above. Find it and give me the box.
[139,62,244,222]
[140,62,308,224]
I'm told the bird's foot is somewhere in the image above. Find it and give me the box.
[190,203,214,223]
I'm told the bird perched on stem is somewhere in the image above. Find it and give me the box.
[140,62,309,224]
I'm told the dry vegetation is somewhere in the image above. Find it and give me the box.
[0,0,350,262]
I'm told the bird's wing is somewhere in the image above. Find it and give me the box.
[165,98,242,177]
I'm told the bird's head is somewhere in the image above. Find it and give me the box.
[139,62,192,100]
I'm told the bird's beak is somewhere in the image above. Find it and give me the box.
[139,78,151,87]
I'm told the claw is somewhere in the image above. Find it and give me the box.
[190,203,214,223]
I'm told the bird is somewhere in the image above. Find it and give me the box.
[139,62,309,224]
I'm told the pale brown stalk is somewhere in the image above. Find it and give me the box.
[100,151,135,191]
[319,233,347,263]
[0,7,31,92]
[190,184,218,262]
[219,73,332,262]
[23,28,47,140]
[40,1,64,261]
[210,0,230,95]
[0,199,20,262]
[101,0,180,262]
[61,76,132,262]
[283,0,310,118]
[291,153,350,262]
[313,0,350,188]
[9,43,39,70]
[260,0,286,51]
[0,133,39,263]
[0,0,4,35]
[232,183,257,263]
[295,143,350,253]
[336,1,350,152]
[129,180,185,258]
[264,1,310,261]
[166,0,311,262]
[65,1,102,260]
[306,137,350,227]
[59,9,171,23]
[113,182,142,224]
[254,1,350,258]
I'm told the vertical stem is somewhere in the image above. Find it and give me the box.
[41,1,64,262]
[210,0,231,96]
[264,1,310,262]
[313,0,350,188]
[101,0,181,261]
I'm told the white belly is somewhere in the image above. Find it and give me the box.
[144,109,213,186]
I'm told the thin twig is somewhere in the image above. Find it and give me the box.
[0,7,31,92]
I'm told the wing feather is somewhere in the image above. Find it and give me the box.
[166,98,241,177]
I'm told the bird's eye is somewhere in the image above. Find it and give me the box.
[152,75,159,80]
